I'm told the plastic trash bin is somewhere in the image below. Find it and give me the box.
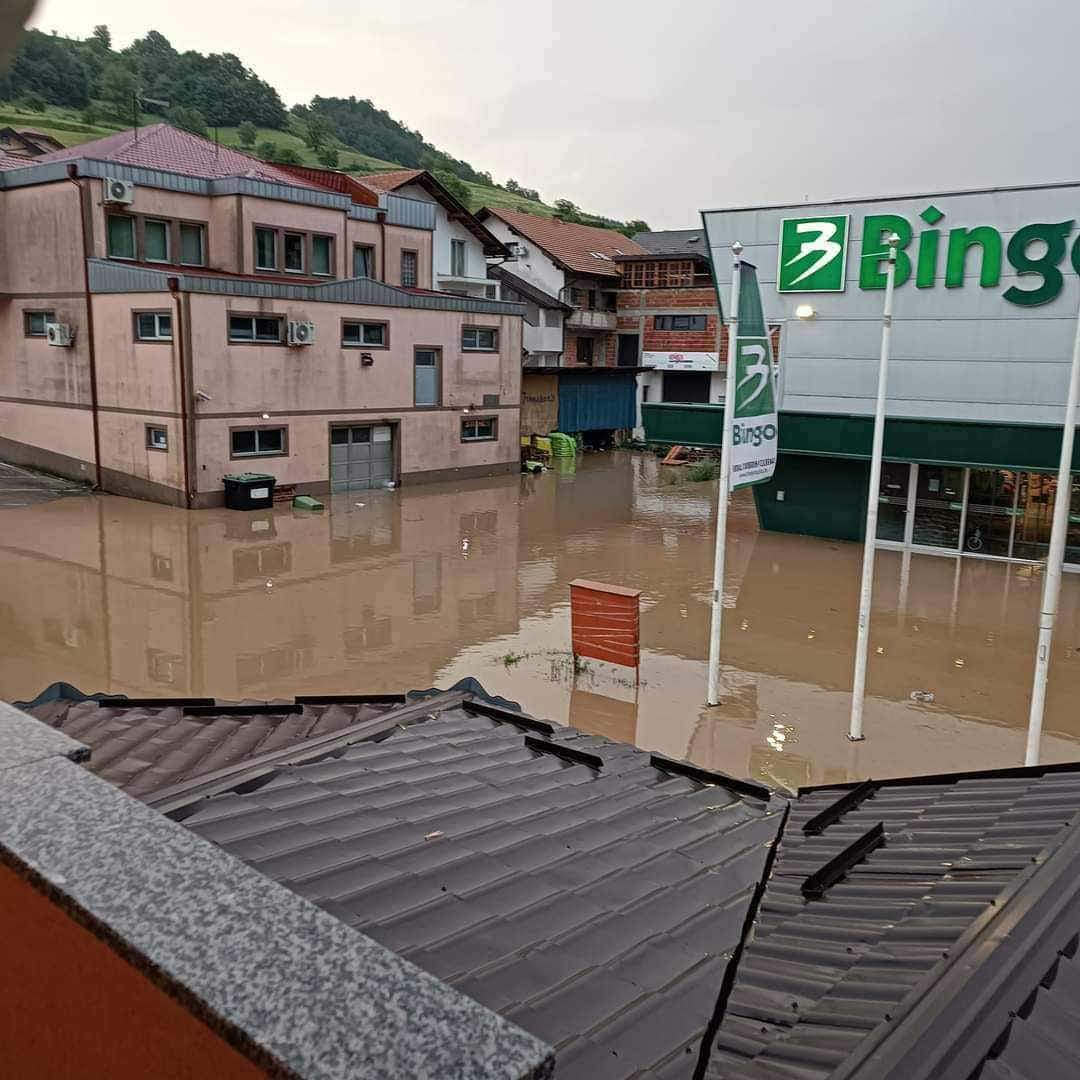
[222,473,276,510]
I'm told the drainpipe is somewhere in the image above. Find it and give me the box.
[67,164,103,489]
[168,277,194,507]
[377,210,387,281]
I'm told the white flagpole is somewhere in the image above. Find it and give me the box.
[1024,292,1080,766]
[848,233,901,740]
[706,242,742,706]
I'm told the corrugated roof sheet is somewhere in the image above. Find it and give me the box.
[178,699,784,1079]
[705,765,1080,1080]
[25,122,319,187]
[489,265,572,311]
[480,208,646,278]
[359,168,426,192]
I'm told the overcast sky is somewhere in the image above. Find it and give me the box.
[29,0,1080,229]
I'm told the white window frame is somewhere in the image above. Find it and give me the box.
[106,215,136,261]
[228,314,284,344]
[255,227,278,271]
[231,426,287,457]
[135,311,173,342]
[342,321,387,348]
[179,222,206,267]
[283,231,306,274]
[146,425,169,451]
[144,218,171,264]
[450,238,466,277]
[462,326,498,351]
[461,416,498,442]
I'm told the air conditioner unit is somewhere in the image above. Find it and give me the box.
[103,177,135,205]
[287,320,316,346]
[45,323,74,347]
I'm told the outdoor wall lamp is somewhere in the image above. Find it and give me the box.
[195,389,212,402]
[795,304,817,320]
[361,353,374,366]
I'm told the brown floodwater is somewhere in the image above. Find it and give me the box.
[4,450,1080,787]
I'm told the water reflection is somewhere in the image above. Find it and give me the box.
[3,451,1080,784]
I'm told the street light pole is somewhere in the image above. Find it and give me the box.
[848,233,901,741]
[706,242,742,706]
[1025,292,1080,765]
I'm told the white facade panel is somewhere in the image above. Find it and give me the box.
[703,182,1080,425]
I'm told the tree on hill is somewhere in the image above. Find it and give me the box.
[256,140,278,160]
[170,106,208,137]
[98,60,140,122]
[92,25,112,51]
[303,113,332,152]
[621,219,650,238]
[317,146,339,169]
[237,120,257,148]
[0,29,92,108]
[553,199,584,224]
[433,169,471,208]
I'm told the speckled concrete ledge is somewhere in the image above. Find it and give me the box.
[0,709,554,1080]
[0,698,89,770]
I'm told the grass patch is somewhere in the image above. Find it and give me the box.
[686,462,720,482]
[501,652,526,668]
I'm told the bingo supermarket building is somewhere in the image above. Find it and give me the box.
[643,182,1080,565]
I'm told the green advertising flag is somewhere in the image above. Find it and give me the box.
[730,262,778,489]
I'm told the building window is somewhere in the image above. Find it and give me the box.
[311,235,333,276]
[461,416,497,442]
[401,250,418,287]
[146,425,168,451]
[24,310,56,337]
[342,321,387,347]
[228,314,284,343]
[135,311,172,341]
[621,260,699,289]
[654,314,707,332]
[180,223,206,267]
[414,348,439,406]
[484,283,497,299]
[450,238,466,277]
[578,337,594,365]
[144,219,170,263]
[353,244,375,278]
[462,326,498,351]
[231,427,287,457]
[107,215,136,260]
[255,228,277,270]
[284,232,305,273]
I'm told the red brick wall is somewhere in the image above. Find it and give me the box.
[563,333,613,367]
[643,313,720,352]
[644,287,718,308]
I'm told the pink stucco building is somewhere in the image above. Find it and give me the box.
[0,124,523,506]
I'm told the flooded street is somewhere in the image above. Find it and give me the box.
[4,450,1080,787]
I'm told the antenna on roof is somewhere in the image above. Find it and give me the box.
[132,92,170,143]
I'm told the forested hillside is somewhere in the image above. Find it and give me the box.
[0,26,647,235]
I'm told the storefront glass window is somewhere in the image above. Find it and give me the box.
[876,461,910,542]
[912,466,965,549]
[1012,472,1057,561]
[964,469,1017,557]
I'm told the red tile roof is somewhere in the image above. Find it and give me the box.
[0,152,26,171]
[25,123,321,188]
[272,163,380,206]
[479,207,646,278]
[357,168,425,193]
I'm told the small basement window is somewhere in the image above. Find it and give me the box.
[228,315,283,343]
[342,321,387,347]
[24,310,56,337]
[462,326,497,351]
[135,311,172,341]
[146,425,168,451]
[461,416,497,442]
[231,427,286,457]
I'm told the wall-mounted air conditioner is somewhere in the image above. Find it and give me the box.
[103,177,135,205]
[46,323,74,347]
[287,320,316,346]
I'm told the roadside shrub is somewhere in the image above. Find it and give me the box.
[686,462,719,482]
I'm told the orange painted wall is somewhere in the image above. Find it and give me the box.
[0,863,268,1079]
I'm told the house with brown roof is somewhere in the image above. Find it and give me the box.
[0,124,526,506]
[355,169,510,299]
[477,208,649,444]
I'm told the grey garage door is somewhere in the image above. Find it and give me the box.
[330,424,394,492]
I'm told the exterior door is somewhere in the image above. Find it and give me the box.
[617,334,639,367]
[330,424,394,492]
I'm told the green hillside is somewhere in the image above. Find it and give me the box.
[0,101,576,221]
[0,27,645,232]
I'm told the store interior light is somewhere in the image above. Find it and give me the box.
[795,304,817,320]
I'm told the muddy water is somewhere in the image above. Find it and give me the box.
[3,450,1080,786]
